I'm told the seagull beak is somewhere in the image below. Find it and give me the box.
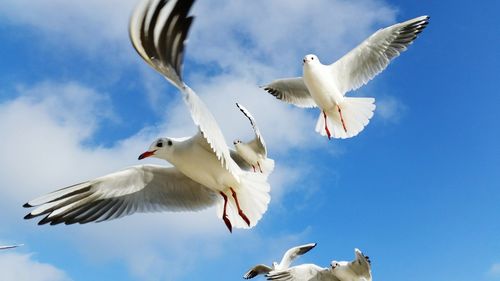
[138,150,157,160]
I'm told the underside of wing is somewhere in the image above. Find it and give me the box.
[244,264,273,279]
[262,77,317,108]
[330,15,430,94]
[129,0,194,89]
[23,165,219,225]
[279,243,317,269]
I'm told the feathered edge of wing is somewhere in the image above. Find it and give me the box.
[243,264,273,279]
[279,243,317,269]
[236,103,267,156]
[329,15,430,94]
[129,0,195,89]
[23,165,219,225]
[349,248,372,280]
[261,77,317,108]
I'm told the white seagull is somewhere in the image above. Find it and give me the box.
[265,248,372,281]
[262,16,430,139]
[23,0,272,233]
[0,244,23,250]
[244,243,317,279]
[233,103,274,174]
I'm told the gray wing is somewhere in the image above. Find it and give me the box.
[23,165,219,225]
[329,15,430,94]
[278,243,317,269]
[267,264,334,281]
[236,103,266,156]
[262,78,317,108]
[0,244,23,250]
[244,264,273,279]
[347,249,372,281]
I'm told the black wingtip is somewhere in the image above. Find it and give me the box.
[24,213,35,220]
[23,202,32,208]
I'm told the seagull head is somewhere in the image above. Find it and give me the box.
[233,139,242,146]
[138,138,174,160]
[303,54,319,65]
[330,261,340,270]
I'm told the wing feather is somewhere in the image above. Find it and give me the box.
[24,165,219,225]
[262,78,317,108]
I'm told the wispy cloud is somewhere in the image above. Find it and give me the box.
[0,253,71,281]
[489,263,500,278]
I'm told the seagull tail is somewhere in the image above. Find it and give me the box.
[315,97,375,139]
[259,158,275,175]
[217,172,271,229]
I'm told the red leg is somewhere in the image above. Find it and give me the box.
[219,192,232,233]
[252,165,256,173]
[337,106,347,133]
[323,111,332,140]
[230,187,251,227]
[257,162,263,173]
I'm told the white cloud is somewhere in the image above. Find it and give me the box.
[0,253,70,281]
[376,95,407,122]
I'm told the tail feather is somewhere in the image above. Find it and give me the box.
[259,158,275,175]
[217,172,271,229]
[315,97,375,139]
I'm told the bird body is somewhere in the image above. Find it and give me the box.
[263,16,430,139]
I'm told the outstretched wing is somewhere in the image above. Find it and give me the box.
[261,78,317,108]
[24,165,218,225]
[330,15,430,94]
[243,264,273,279]
[0,244,23,250]
[130,0,240,179]
[267,264,334,281]
[347,248,372,281]
[236,103,266,156]
[278,243,317,269]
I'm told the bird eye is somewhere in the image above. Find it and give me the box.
[311,57,314,60]
[167,140,173,146]
[156,141,163,148]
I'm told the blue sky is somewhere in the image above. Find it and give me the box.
[0,0,499,280]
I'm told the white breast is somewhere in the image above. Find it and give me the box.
[303,63,344,109]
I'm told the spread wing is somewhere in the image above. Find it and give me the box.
[278,243,317,269]
[23,165,219,225]
[0,244,23,250]
[130,0,240,179]
[267,264,334,281]
[243,264,273,279]
[236,103,266,156]
[261,78,317,108]
[329,15,430,94]
[346,249,372,281]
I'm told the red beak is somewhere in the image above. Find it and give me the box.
[138,150,157,160]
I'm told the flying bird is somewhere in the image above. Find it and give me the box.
[23,0,272,233]
[0,244,23,250]
[233,103,274,174]
[262,16,430,139]
[244,243,317,279]
[265,248,372,281]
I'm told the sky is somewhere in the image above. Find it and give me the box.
[0,0,499,280]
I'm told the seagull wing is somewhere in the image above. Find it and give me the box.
[23,165,219,225]
[278,243,317,269]
[243,264,273,279]
[347,248,372,281]
[236,103,266,156]
[130,0,240,178]
[230,149,253,172]
[262,78,317,108]
[329,15,430,94]
[0,244,23,250]
[267,264,332,281]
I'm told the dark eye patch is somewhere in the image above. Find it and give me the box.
[156,141,163,148]
[167,140,173,146]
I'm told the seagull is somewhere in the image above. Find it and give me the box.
[23,0,272,233]
[265,248,372,281]
[262,16,430,139]
[0,244,23,250]
[233,103,274,174]
[243,243,317,279]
